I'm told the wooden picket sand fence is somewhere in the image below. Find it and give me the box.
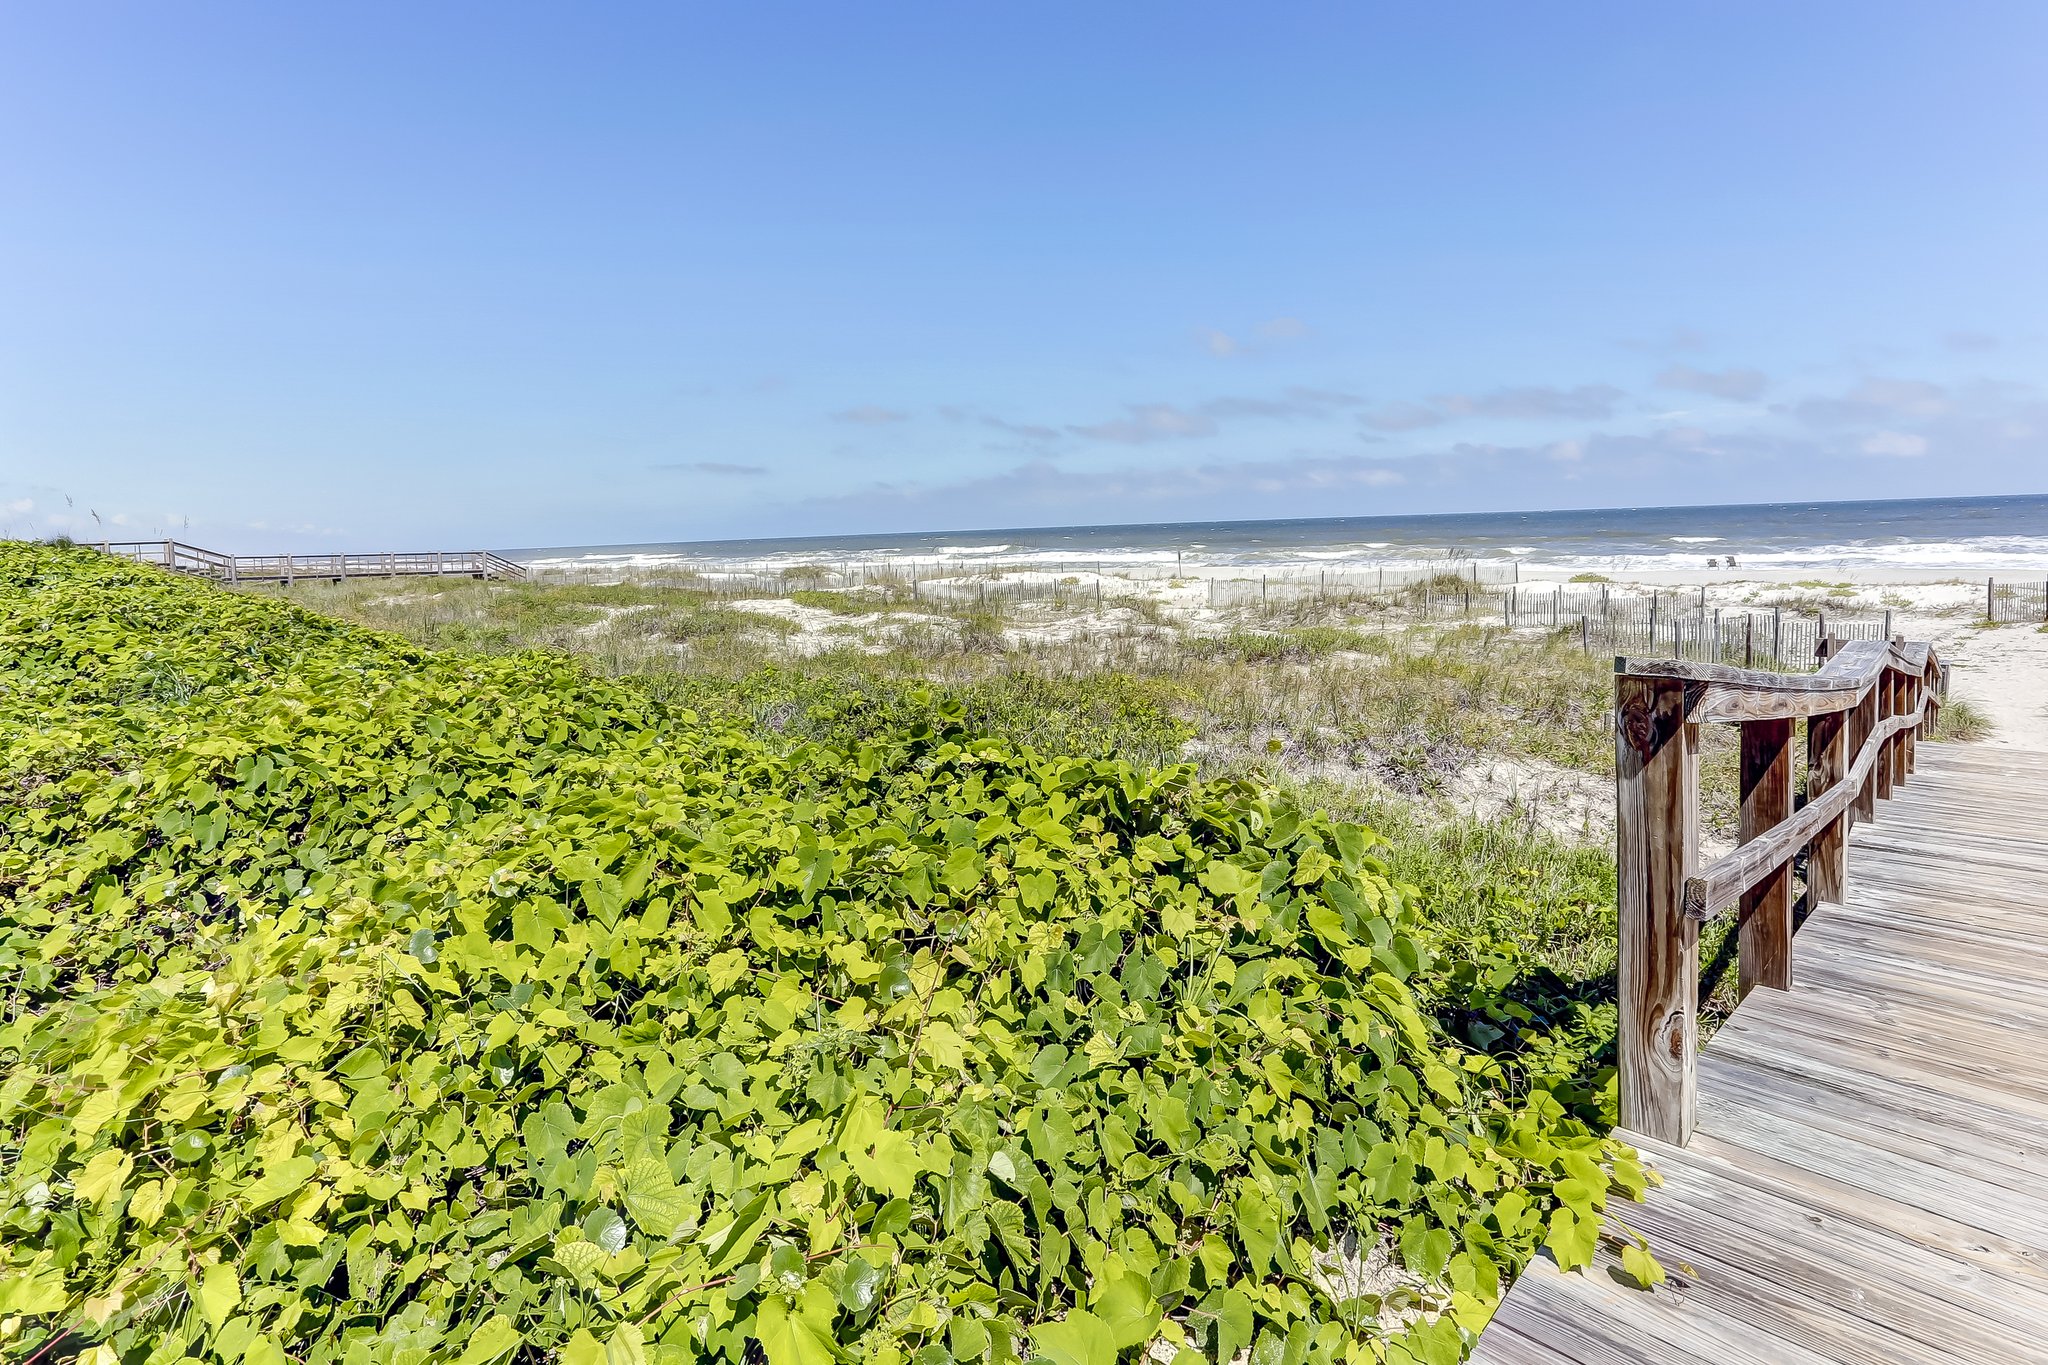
[1475,641,2048,1361]
[95,540,524,583]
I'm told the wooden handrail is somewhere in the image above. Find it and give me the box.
[1615,638,1944,1144]
[1681,696,1929,918]
[94,541,526,581]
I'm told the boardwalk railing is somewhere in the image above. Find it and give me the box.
[1615,637,1945,1144]
[96,541,524,582]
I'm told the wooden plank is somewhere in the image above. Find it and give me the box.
[1690,1105,2048,1248]
[1616,673,1699,1144]
[1638,1170,2048,1344]
[1727,990,2048,1126]
[1621,1168,2047,1359]
[1479,1254,1842,1365]
[1790,948,2048,1037]
[1703,1023,2048,1178]
[1738,717,1795,994]
[1646,1122,2048,1292]
[1698,1046,2048,1189]
[1852,835,2048,876]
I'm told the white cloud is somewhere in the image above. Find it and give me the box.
[1860,431,1928,458]
[833,406,909,425]
[1064,388,1363,445]
[1794,377,1950,425]
[1360,401,1446,432]
[1068,404,1218,444]
[1440,384,1624,420]
[653,461,769,476]
[1657,365,1768,401]
[1195,316,1309,358]
[1361,384,1623,430]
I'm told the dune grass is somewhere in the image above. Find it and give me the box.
[275,572,1864,1006]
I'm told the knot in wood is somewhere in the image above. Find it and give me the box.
[1657,1008,1687,1064]
[1617,696,1655,758]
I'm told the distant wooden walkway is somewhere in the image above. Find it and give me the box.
[97,539,524,583]
[1476,739,2048,1363]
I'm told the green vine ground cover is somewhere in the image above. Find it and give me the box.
[0,546,1644,1365]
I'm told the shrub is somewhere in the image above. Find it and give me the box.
[0,544,1642,1364]
[787,590,874,616]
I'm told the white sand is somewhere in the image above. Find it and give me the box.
[694,562,2048,751]
[1923,621,2048,750]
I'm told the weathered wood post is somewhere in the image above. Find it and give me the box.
[1875,668,1896,801]
[1892,667,1908,773]
[1867,671,1892,810]
[1616,664,1699,1144]
[1739,718,1796,995]
[1807,704,1849,904]
[1889,668,1910,786]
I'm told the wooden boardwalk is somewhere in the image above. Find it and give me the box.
[96,539,524,582]
[1476,741,2048,1364]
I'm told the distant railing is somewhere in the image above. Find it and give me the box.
[1986,577,2048,623]
[96,541,524,582]
[1614,637,1944,1144]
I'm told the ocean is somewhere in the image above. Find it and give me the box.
[513,492,2048,575]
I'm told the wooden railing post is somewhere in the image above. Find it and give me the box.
[1892,671,1908,769]
[1871,670,1895,803]
[1806,706,1849,904]
[1616,669,1698,1144]
[1738,718,1795,995]
[1895,668,1910,776]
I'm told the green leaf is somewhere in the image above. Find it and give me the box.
[1033,1308,1117,1365]
[1201,1287,1254,1365]
[703,1190,773,1274]
[622,1157,692,1239]
[243,1154,317,1209]
[1090,1268,1160,1350]
[837,1255,885,1313]
[584,1206,631,1253]
[1199,861,1261,898]
[1620,1243,1666,1290]
[942,845,985,894]
[1234,1185,1281,1273]
[1546,1206,1600,1272]
[73,1148,133,1208]
[848,1129,921,1199]
[198,1262,241,1326]
[756,1282,839,1365]
[454,1315,524,1365]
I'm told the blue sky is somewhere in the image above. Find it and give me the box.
[3,3,2045,551]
